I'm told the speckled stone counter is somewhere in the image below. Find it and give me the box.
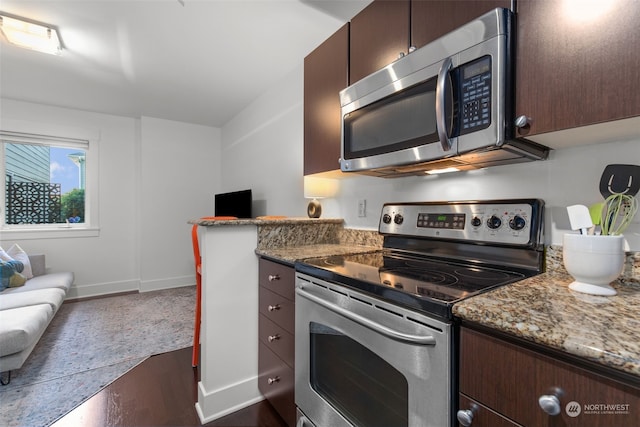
[191,216,383,265]
[190,217,344,227]
[256,244,380,265]
[256,227,382,264]
[453,254,640,377]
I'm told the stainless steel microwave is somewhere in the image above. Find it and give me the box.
[339,8,549,177]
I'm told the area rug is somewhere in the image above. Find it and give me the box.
[0,286,195,427]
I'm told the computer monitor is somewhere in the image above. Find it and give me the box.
[214,189,252,218]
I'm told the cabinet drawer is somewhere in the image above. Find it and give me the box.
[458,393,521,427]
[259,258,295,300]
[259,287,295,333]
[460,328,640,427]
[259,313,294,369]
[258,342,296,427]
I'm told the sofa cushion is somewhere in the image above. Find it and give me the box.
[28,254,46,278]
[0,288,66,312]
[1,271,74,295]
[0,304,52,357]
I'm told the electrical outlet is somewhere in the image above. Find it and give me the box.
[358,199,366,217]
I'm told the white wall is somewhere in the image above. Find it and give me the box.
[220,65,308,217]
[139,117,222,291]
[1,99,222,298]
[220,65,640,251]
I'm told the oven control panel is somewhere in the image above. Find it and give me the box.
[379,199,544,246]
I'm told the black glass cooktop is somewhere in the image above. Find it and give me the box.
[295,251,525,319]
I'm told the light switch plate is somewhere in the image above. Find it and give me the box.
[357,199,366,217]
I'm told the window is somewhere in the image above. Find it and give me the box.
[1,122,99,239]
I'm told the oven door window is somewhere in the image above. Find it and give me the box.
[342,77,439,160]
[309,322,408,427]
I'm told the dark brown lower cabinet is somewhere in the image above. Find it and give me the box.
[458,394,521,427]
[258,341,295,426]
[258,258,296,426]
[459,327,640,427]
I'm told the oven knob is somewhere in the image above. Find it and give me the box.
[487,215,502,229]
[382,213,392,224]
[509,215,526,231]
[471,216,482,227]
[394,214,404,225]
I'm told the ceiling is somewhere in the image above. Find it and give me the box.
[0,0,371,127]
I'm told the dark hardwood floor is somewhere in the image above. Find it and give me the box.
[51,347,288,427]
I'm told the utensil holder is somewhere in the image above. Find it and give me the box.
[562,234,625,296]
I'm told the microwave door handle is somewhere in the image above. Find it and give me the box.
[296,287,436,346]
[436,57,453,152]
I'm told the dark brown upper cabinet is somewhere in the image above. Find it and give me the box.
[514,0,640,137]
[411,1,510,49]
[349,0,410,84]
[349,0,509,85]
[303,24,349,176]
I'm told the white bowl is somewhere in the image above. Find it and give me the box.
[562,234,624,296]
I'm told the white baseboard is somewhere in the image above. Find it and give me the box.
[195,376,263,424]
[139,275,194,292]
[65,279,140,299]
[66,275,195,299]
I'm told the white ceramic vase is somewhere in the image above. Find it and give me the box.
[563,234,625,296]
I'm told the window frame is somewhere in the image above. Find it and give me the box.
[1,118,100,239]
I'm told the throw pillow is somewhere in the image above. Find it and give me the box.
[9,272,27,287]
[7,244,33,279]
[0,247,12,262]
[0,259,25,292]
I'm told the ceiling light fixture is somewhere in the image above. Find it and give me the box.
[0,13,62,55]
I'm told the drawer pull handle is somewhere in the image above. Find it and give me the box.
[515,115,531,128]
[539,394,561,416]
[268,274,280,281]
[268,334,280,342]
[268,376,280,385]
[539,388,563,416]
[456,404,477,426]
[268,304,281,312]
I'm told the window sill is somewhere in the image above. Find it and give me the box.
[0,227,100,240]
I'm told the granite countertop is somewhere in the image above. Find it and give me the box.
[189,217,344,226]
[453,272,640,377]
[256,244,380,265]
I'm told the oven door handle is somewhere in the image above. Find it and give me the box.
[296,287,436,346]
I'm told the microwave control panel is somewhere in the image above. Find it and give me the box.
[459,55,492,135]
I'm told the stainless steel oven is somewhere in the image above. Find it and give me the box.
[295,199,545,427]
[295,273,452,427]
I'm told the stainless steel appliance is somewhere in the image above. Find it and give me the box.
[295,199,545,427]
[339,8,549,177]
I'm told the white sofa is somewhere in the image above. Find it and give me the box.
[0,255,73,384]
